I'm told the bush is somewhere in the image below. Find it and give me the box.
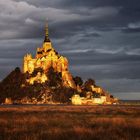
[52,87,76,103]
[47,67,62,87]
[73,76,83,86]
[84,78,95,91]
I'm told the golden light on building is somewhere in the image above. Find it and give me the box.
[23,23,76,88]
[21,23,118,105]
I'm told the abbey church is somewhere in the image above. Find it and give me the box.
[23,24,76,88]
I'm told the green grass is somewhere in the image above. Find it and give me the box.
[0,105,140,140]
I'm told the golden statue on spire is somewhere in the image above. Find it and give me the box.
[45,23,49,37]
[44,22,50,42]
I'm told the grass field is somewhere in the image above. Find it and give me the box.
[0,105,140,140]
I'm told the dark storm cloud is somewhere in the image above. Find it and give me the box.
[122,28,140,33]
[0,0,140,99]
[66,50,140,80]
[0,0,122,40]
[67,51,140,66]
[14,0,140,10]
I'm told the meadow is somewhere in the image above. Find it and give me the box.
[0,105,140,140]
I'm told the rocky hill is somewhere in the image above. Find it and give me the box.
[0,67,76,104]
[0,66,117,104]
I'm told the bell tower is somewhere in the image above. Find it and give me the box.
[43,23,53,52]
[44,23,50,42]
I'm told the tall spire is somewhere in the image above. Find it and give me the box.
[44,22,50,42]
[45,23,49,37]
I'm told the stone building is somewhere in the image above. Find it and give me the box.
[71,94,108,105]
[23,24,76,88]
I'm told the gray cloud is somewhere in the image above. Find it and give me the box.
[122,28,140,33]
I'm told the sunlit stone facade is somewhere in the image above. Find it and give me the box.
[23,24,76,88]
[71,94,108,105]
[91,85,103,94]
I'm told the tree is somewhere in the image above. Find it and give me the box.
[84,78,95,91]
[73,76,83,86]
[47,67,62,87]
[15,67,21,73]
[52,87,76,103]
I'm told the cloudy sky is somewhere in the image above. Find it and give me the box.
[0,0,140,100]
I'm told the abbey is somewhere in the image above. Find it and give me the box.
[23,24,76,88]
